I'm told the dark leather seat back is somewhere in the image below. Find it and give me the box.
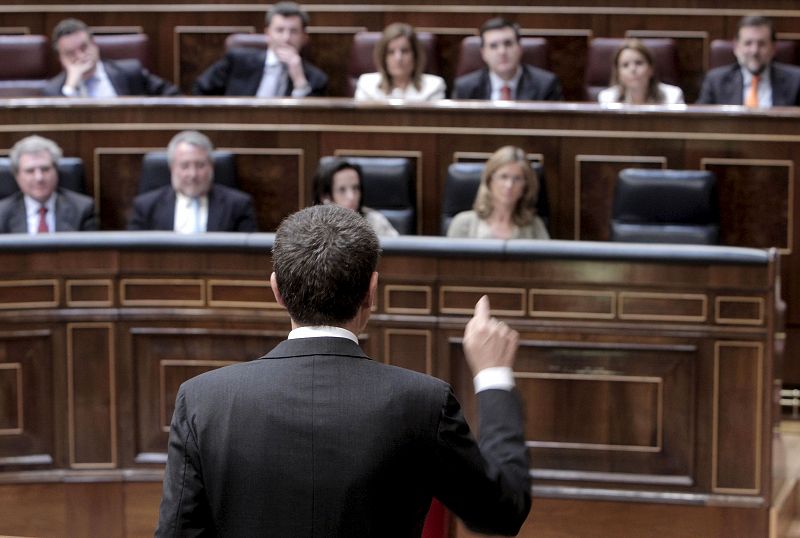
[455,36,549,78]
[94,33,153,71]
[611,168,719,244]
[320,155,416,234]
[225,33,268,51]
[584,37,679,101]
[0,156,87,199]
[347,31,439,96]
[708,38,796,70]
[138,151,238,194]
[0,35,50,97]
[440,161,548,235]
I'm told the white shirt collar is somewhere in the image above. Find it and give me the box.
[23,192,56,218]
[265,48,280,68]
[288,325,359,344]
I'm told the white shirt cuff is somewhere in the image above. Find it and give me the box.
[61,85,78,97]
[473,366,514,393]
[291,85,312,97]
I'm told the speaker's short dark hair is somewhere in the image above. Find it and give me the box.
[737,15,775,42]
[266,2,310,29]
[272,205,380,325]
[52,18,92,50]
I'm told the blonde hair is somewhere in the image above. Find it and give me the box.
[374,23,425,94]
[473,146,539,226]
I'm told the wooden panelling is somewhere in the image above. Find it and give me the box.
[619,292,707,323]
[121,279,205,307]
[0,280,58,309]
[207,279,277,309]
[66,279,114,307]
[529,288,615,319]
[715,296,765,326]
[440,286,526,316]
[383,329,432,374]
[383,284,432,315]
[713,341,763,494]
[0,363,22,434]
[68,323,116,468]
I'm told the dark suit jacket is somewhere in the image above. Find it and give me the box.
[192,47,328,97]
[156,337,531,537]
[453,63,563,101]
[127,184,257,232]
[0,188,98,233]
[696,62,800,106]
[43,58,179,97]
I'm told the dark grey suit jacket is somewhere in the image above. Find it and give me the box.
[453,63,563,101]
[696,62,800,106]
[156,336,531,537]
[192,48,328,96]
[43,58,180,97]
[127,184,257,232]
[0,188,98,233]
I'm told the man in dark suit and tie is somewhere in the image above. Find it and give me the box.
[43,18,179,98]
[696,15,800,107]
[454,17,562,101]
[0,135,98,233]
[156,204,532,537]
[193,1,328,97]
[128,130,257,232]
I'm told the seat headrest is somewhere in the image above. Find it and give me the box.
[614,168,717,224]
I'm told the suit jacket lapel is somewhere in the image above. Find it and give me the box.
[723,66,744,105]
[771,64,788,106]
[244,51,268,95]
[54,190,77,231]
[206,187,222,232]
[157,189,177,230]
[103,60,130,96]
[8,194,27,233]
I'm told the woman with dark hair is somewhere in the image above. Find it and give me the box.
[598,39,684,104]
[447,146,549,239]
[312,158,399,237]
[354,23,446,101]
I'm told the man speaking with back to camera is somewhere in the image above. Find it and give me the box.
[156,204,531,536]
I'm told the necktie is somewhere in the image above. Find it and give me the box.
[745,74,760,108]
[500,84,512,100]
[37,205,48,233]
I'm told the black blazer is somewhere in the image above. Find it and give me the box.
[43,58,180,97]
[192,47,329,96]
[696,62,800,106]
[156,337,531,537]
[127,184,257,232]
[0,188,98,233]
[453,63,563,101]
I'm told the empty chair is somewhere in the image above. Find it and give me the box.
[138,151,237,194]
[610,168,719,244]
[455,36,549,78]
[0,35,50,97]
[93,33,153,71]
[584,37,679,101]
[319,155,416,234]
[440,160,549,235]
[708,38,796,70]
[348,31,439,97]
[0,156,87,199]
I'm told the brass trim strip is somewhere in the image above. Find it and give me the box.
[66,279,114,308]
[711,341,763,494]
[206,279,280,309]
[120,278,205,307]
[439,285,526,316]
[0,363,23,435]
[67,322,117,469]
[529,288,616,319]
[383,284,432,315]
[383,328,432,375]
[618,291,707,322]
[714,296,765,326]
[517,372,663,452]
[0,279,59,310]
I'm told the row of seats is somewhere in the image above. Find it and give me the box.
[3,30,798,98]
[0,152,719,243]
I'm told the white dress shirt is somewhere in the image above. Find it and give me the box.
[173,192,208,233]
[23,193,56,234]
[288,325,514,393]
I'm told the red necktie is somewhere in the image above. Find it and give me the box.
[500,84,512,100]
[37,205,48,233]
